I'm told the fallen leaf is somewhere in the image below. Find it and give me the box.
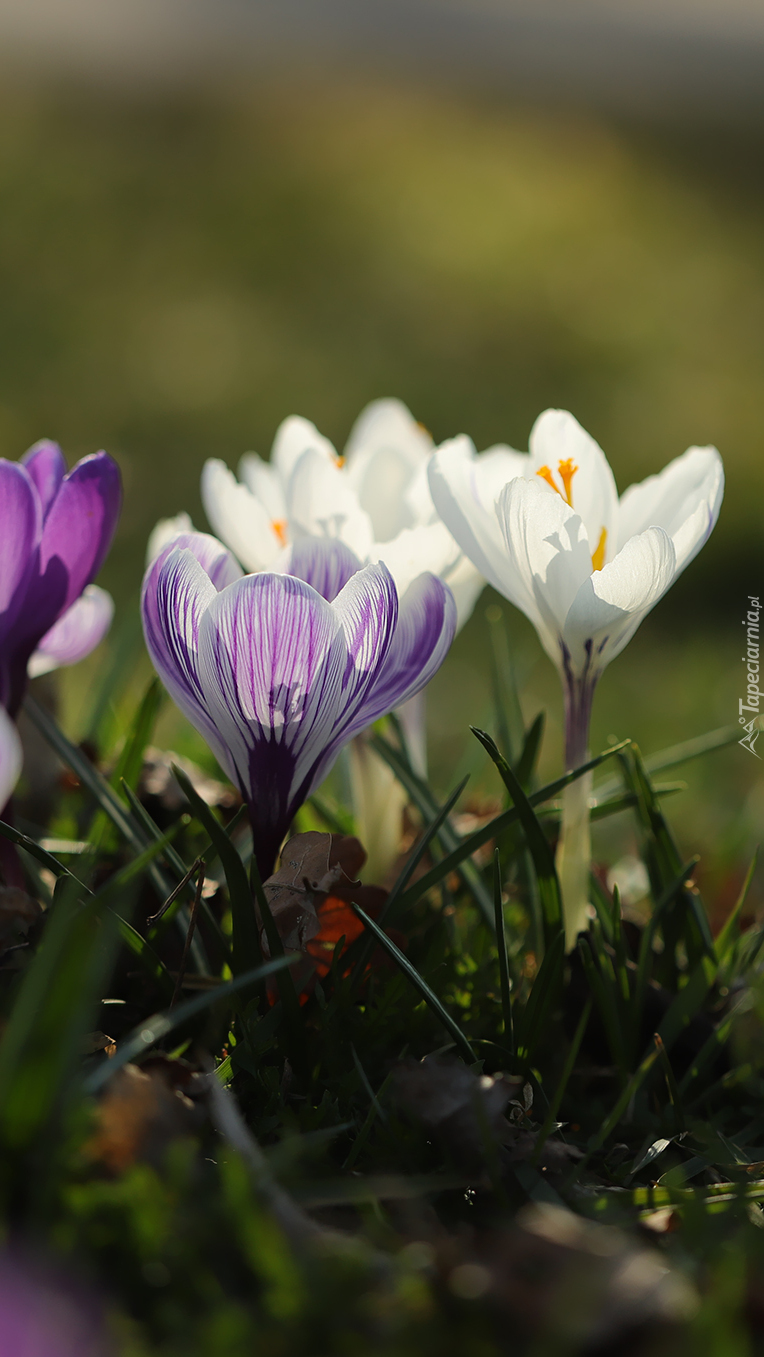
[85,1061,204,1173]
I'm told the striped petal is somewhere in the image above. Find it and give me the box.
[0,706,22,810]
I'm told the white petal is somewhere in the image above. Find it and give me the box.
[146,512,193,566]
[563,526,676,671]
[345,398,432,541]
[372,521,461,600]
[271,415,338,485]
[287,448,375,558]
[529,409,618,563]
[427,436,525,598]
[441,554,486,632]
[344,397,432,466]
[28,585,114,678]
[617,445,724,573]
[237,453,287,521]
[0,706,21,808]
[496,478,593,663]
[201,459,283,572]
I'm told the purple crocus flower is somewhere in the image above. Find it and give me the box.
[0,441,122,716]
[142,533,456,876]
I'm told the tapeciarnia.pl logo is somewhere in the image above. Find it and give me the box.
[739,594,761,757]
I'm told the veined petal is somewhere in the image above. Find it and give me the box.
[287,448,375,558]
[146,511,194,565]
[617,445,724,573]
[196,572,346,823]
[563,526,676,671]
[348,572,456,734]
[237,453,287,521]
[0,461,41,633]
[284,537,362,602]
[148,530,244,593]
[272,415,338,485]
[529,410,618,562]
[141,544,225,764]
[201,459,283,572]
[496,477,593,663]
[0,706,22,809]
[21,440,66,517]
[38,451,122,615]
[28,585,114,678]
[427,436,525,597]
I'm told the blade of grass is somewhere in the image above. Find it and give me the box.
[514,932,565,1067]
[351,901,476,1063]
[515,712,545,789]
[493,848,514,1058]
[84,955,298,1093]
[172,766,262,982]
[471,726,563,950]
[531,997,592,1166]
[565,1038,663,1186]
[395,740,631,916]
[715,848,759,965]
[248,854,304,1068]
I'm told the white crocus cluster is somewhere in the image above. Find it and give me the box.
[200,399,484,630]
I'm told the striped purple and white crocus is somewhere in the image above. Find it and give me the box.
[142,533,456,876]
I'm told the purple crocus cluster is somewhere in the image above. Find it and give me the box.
[142,534,456,876]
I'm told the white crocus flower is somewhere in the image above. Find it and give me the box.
[428,408,724,948]
[200,399,484,629]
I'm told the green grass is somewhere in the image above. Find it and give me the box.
[3,655,764,1354]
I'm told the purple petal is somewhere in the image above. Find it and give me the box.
[28,585,114,678]
[141,545,224,763]
[0,462,40,630]
[21,440,66,516]
[147,530,244,594]
[37,451,122,617]
[197,572,347,869]
[284,536,362,601]
[351,572,456,731]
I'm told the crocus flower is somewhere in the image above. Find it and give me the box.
[428,409,724,947]
[199,398,484,628]
[142,532,456,876]
[0,441,121,716]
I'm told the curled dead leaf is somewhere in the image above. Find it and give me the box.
[85,1060,204,1174]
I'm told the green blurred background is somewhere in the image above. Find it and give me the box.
[0,61,760,907]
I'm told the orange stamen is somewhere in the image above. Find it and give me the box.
[271,519,288,547]
[557,458,578,507]
[335,455,346,469]
[536,465,559,493]
[591,527,607,572]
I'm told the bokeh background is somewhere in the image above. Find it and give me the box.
[2,0,762,908]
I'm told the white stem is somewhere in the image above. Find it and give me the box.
[349,735,406,884]
[556,769,592,951]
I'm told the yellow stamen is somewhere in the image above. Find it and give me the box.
[536,465,559,493]
[272,519,288,547]
[557,458,578,507]
[591,527,607,572]
[335,455,346,469]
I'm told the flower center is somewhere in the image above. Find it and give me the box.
[335,455,346,469]
[536,461,607,571]
[271,519,288,547]
[536,458,578,507]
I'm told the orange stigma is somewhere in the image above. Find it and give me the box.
[536,464,558,493]
[536,459,578,506]
[591,527,607,572]
[271,519,288,547]
[557,458,578,506]
[335,454,346,469]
